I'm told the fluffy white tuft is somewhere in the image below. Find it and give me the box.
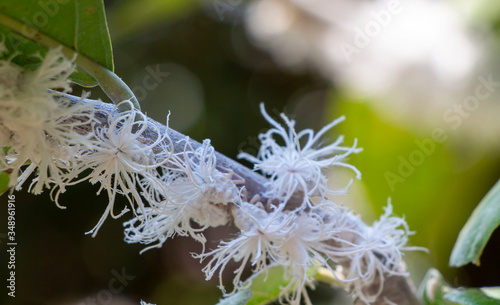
[123,138,240,251]
[60,100,171,236]
[0,47,95,194]
[238,103,361,207]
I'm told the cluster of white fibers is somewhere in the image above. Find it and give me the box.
[199,200,421,304]
[197,106,423,304]
[339,203,428,304]
[0,46,95,194]
[123,138,241,252]
[0,43,423,305]
[238,103,362,206]
[197,201,296,295]
[0,45,174,238]
[58,100,172,236]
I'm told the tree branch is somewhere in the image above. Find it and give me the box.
[60,93,422,305]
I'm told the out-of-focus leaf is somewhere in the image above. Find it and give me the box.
[450,179,500,267]
[243,265,341,305]
[0,171,9,195]
[481,288,500,300]
[107,0,198,41]
[246,266,287,305]
[331,94,496,275]
[216,288,253,305]
[445,289,500,305]
[455,0,500,28]
[0,0,113,87]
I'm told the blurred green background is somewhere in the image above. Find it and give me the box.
[2,0,500,304]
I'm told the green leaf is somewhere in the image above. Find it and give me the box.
[450,179,500,267]
[0,171,9,195]
[0,0,113,87]
[216,289,253,305]
[445,289,500,305]
[0,28,46,69]
[246,266,287,305]
[481,288,500,301]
